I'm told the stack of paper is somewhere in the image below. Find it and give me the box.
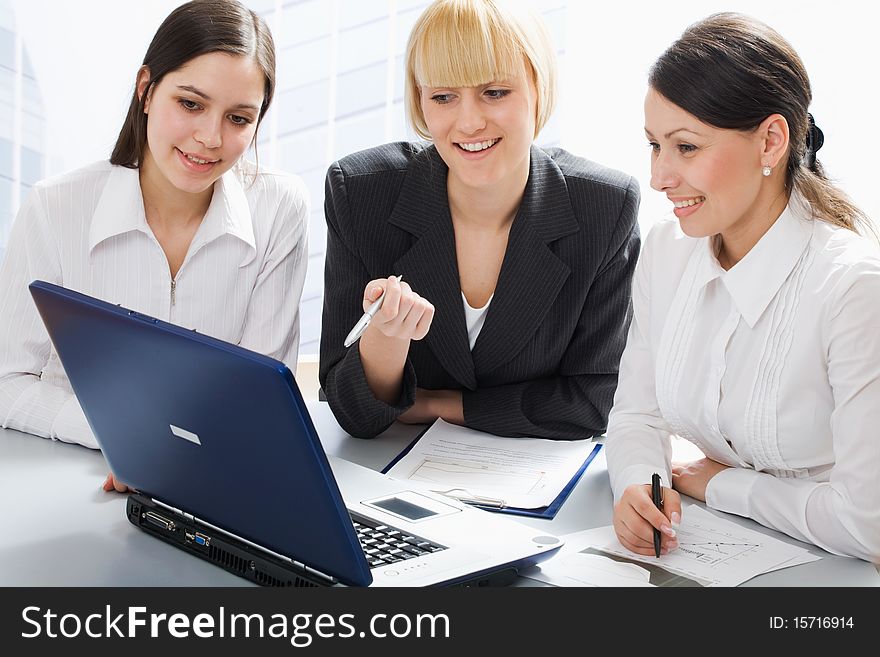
[523,505,820,587]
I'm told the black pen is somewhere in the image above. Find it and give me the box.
[651,473,663,558]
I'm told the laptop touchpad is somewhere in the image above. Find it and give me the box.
[362,491,461,523]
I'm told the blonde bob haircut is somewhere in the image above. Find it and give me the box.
[405,0,558,141]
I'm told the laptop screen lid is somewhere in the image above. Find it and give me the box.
[29,281,372,586]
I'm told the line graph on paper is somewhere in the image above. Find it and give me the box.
[594,506,811,586]
[674,527,762,566]
[405,457,547,496]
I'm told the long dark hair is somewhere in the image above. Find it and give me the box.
[649,12,870,236]
[110,0,275,168]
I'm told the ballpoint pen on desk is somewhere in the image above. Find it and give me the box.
[651,473,663,558]
[343,275,403,348]
[432,488,507,509]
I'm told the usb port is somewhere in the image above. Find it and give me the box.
[185,530,210,547]
[144,511,176,532]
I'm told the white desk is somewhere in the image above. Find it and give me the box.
[1,402,876,586]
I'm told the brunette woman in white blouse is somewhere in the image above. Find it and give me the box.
[0,1,309,473]
[606,13,880,562]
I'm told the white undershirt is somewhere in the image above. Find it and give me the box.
[462,292,492,350]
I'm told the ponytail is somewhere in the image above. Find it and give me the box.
[787,115,875,240]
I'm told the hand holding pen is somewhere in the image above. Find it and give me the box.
[344,275,435,347]
[611,477,681,557]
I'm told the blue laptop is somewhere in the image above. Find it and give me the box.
[29,281,562,587]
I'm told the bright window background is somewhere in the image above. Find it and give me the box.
[1,0,876,358]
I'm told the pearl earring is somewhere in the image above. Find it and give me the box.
[762,165,772,177]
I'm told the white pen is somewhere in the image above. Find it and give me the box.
[343,275,403,348]
[432,488,507,509]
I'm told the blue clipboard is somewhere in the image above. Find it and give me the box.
[382,426,602,520]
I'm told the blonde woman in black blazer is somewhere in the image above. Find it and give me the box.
[320,0,640,440]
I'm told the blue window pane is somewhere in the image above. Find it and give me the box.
[22,48,35,79]
[337,19,388,72]
[276,125,327,176]
[335,62,385,119]
[276,79,330,134]
[338,0,388,31]
[298,296,324,349]
[281,0,333,45]
[0,137,12,178]
[279,36,332,89]
[0,27,13,72]
[307,208,327,258]
[21,146,42,186]
[333,108,385,160]
[303,251,324,300]
[0,69,13,108]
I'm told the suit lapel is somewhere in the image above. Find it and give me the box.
[388,147,477,390]
[471,147,578,374]
[386,146,578,386]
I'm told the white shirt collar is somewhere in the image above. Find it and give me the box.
[89,164,257,263]
[88,165,146,250]
[720,193,814,328]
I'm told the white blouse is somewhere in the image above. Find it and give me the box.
[606,193,880,562]
[0,160,309,449]
[462,291,492,351]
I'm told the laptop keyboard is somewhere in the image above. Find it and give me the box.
[350,513,447,569]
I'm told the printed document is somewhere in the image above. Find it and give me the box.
[384,419,596,509]
[523,505,820,587]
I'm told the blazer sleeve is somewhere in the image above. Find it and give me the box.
[319,163,417,438]
[462,177,641,440]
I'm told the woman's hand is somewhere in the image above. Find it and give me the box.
[613,483,681,556]
[362,276,434,342]
[357,277,435,404]
[671,457,730,502]
[102,472,131,493]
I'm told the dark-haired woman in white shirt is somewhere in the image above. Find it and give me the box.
[606,13,880,563]
[0,1,308,468]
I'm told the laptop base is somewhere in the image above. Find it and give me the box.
[128,495,522,588]
[127,495,328,588]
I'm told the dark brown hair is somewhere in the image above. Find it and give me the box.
[110,0,275,168]
[649,12,870,235]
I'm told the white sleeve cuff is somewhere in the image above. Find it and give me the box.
[51,396,99,450]
[610,463,670,502]
[705,467,758,518]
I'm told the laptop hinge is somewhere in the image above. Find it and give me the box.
[151,498,338,585]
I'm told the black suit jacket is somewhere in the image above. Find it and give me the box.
[320,142,640,439]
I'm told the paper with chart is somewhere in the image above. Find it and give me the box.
[384,419,596,509]
[589,505,820,586]
[525,505,820,587]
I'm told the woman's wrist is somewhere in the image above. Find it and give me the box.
[430,389,464,425]
[358,327,410,404]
